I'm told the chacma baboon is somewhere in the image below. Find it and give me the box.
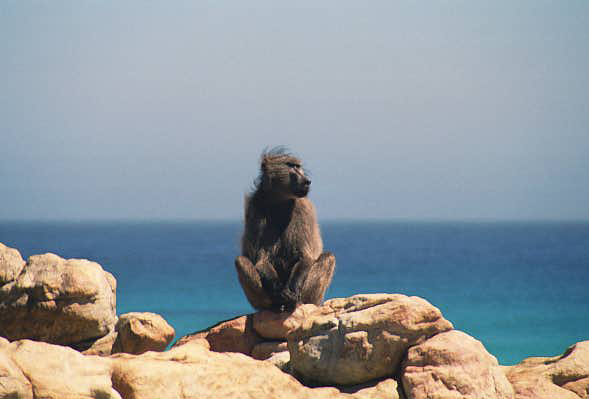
[235,147,335,312]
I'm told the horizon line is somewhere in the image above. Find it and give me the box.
[1,217,588,224]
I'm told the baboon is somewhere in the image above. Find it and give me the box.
[235,148,335,311]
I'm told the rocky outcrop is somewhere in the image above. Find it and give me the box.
[0,336,402,399]
[0,245,117,348]
[173,294,454,387]
[174,293,522,399]
[0,243,175,359]
[401,330,514,399]
[504,340,589,399]
[4,241,589,399]
[5,334,589,399]
[287,294,453,385]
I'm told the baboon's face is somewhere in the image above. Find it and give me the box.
[287,159,311,198]
[263,155,311,199]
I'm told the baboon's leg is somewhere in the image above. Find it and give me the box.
[286,252,336,306]
[300,252,336,305]
[235,256,280,310]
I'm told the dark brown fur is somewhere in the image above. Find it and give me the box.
[235,148,335,311]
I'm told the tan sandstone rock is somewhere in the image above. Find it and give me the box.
[83,312,176,356]
[3,336,399,399]
[251,341,289,360]
[0,337,33,399]
[112,312,175,355]
[111,340,354,399]
[0,249,117,347]
[0,242,26,285]
[82,329,118,356]
[344,378,404,399]
[504,340,589,399]
[172,314,261,355]
[288,293,453,386]
[265,350,292,372]
[253,304,319,339]
[1,338,121,399]
[563,377,589,399]
[401,330,514,399]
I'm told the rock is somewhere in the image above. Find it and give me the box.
[82,312,176,356]
[82,329,118,356]
[0,337,33,399]
[251,341,289,360]
[563,377,589,399]
[401,330,514,399]
[253,304,319,339]
[0,242,26,285]
[110,340,353,399]
[2,336,374,399]
[344,378,403,399]
[173,314,261,355]
[504,340,589,399]
[112,312,175,355]
[288,293,453,386]
[0,250,117,347]
[266,350,292,372]
[2,338,121,399]
[251,341,291,372]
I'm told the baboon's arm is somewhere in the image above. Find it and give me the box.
[235,255,282,310]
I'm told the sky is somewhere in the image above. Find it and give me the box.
[1,1,588,221]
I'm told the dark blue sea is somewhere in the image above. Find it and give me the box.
[1,221,587,365]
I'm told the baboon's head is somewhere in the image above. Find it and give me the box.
[258,147,311,200]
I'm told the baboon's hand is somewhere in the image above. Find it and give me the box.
[277,287,298,312]
[259,270,280,294]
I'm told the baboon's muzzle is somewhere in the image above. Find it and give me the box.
[292,175,311,197]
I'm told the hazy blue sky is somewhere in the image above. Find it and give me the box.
[1,1,588,221]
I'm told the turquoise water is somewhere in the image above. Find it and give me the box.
[1,221,587,365]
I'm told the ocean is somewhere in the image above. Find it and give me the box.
[1,220,587,365]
